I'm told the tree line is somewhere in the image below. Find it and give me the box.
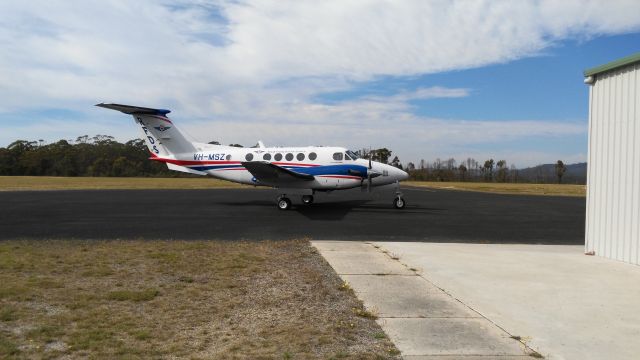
[357,149,576,184]
[0,136,174,177]
[403,158,573,184]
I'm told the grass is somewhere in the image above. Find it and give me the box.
[106,289,160,302]
[404,181,586,197]
[0,240,399,359]
[0,176,250,191]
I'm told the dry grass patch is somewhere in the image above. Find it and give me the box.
[405,181,586,197]
[0,176,250,191]
[0,240,399,359]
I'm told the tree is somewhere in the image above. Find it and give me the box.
[458,164,468,181]
[496,160,508,182]
[228,144,243,147]
[445,158,456,170]
[482,159,495,181]
[373,148,392,164]
[555,160,567,184]
[208,141,220,145]
[391,156,402,169]
[510,164,518,183]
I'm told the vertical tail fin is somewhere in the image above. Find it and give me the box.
[96,103,196,156]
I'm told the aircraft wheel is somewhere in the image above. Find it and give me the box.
[301,195,314,205]
[393,196,406,209]
[277,197,292,210]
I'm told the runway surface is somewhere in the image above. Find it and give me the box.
[0,187,585,243]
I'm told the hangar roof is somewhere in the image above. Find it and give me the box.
[584,52,640,77]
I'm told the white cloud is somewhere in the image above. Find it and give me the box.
[0,0,636,165]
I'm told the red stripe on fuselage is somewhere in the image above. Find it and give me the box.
[317,175,361,180]
[150,157,242,166]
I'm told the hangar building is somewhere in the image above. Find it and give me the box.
[584,53,640,265]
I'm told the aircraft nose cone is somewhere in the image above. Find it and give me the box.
[388,165,408,181]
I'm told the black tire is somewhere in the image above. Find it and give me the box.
[301,195,314,205]
[278,197,292,210]
[393,197,406,209]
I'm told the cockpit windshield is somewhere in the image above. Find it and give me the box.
[346,150,359,160]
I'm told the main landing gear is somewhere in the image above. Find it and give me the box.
[276,193,314,210]
[277,196,292,210]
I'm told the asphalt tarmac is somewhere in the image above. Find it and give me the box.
[0,187,585,243]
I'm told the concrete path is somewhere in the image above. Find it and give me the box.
[312,241,536,359]
[374,242,640,360]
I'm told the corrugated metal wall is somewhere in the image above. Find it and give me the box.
[585,63,640,265]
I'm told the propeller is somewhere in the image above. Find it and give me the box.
[362,148,381,192]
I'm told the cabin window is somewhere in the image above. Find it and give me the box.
[285,153,294,161]
[263,153,271,161]
[309,152,317,160]
[274,153,283,161]
[346,150,359,160]
[344,153,352,160]
[245,153,253,161]
[297,153,305,161]
[333,152,343,161]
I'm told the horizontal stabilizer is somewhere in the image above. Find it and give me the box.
[166,163,207,176]
[95,103,171,116]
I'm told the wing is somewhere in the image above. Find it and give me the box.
[242,161,314,185]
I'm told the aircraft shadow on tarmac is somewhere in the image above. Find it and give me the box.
[219,199,445,221]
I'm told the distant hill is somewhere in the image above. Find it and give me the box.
[517,162,587,184]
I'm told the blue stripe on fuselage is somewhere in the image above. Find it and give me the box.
[291,164,367,177]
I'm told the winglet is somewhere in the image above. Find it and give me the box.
[96,103,171,116]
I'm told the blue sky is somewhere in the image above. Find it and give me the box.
[323,33,640,121]
[1,1,640,167]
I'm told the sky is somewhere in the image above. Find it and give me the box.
[1,0,640,167]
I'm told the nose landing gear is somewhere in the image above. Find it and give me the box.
[393,180,405,209]
[393,196,406,209]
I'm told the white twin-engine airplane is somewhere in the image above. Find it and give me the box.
[97,103,409,210]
